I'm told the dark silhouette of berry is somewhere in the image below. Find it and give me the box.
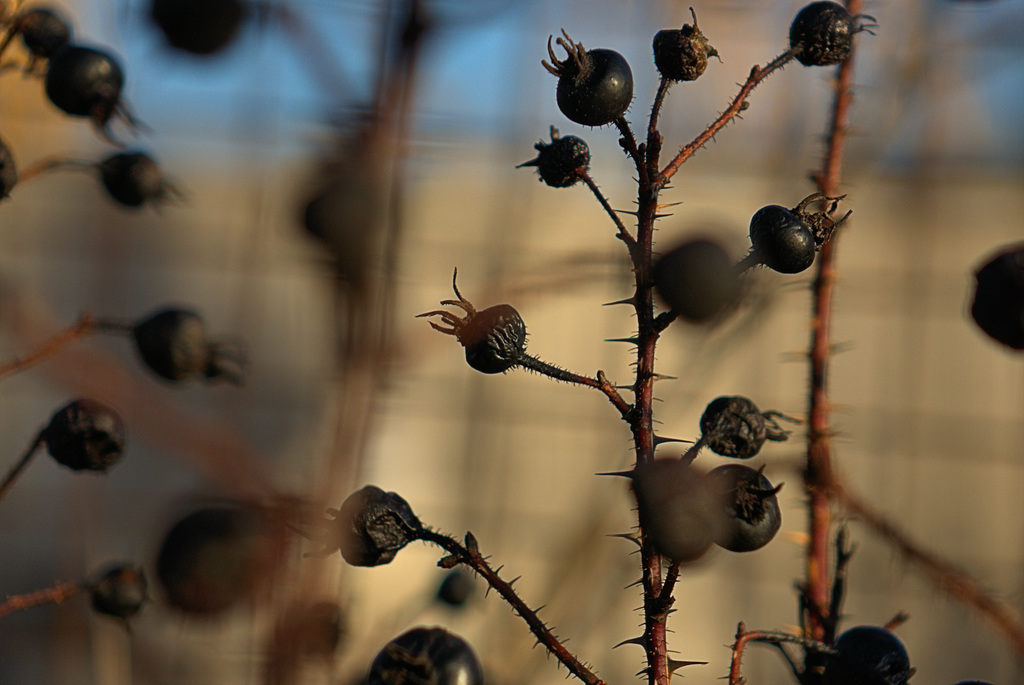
[543,30,633,126]
[419,275,528,374]
[970,243,1024,350]
[41,399,126,472]
[653,238,740,323]
[89,563,148,620]
[437,569,475,607]
[518,126,590,188]
[698,396,792,459]
[748,204,816,274]
[368,627,484,685]
[0,137,16,198]
[44,44,138,141]
[653,8,719,82]
[824,626,913,685]
[130,307,246,384]
[789,2,857,67]
[707,464,782,552]
[16,8,72,60]
[98,151,179,207]
[150,0,247,55]
[632,458,718,563]
[324,486,422,567]
[155,504,276,615]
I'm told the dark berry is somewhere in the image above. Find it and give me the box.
[98,151,177,207]
[330,486,421,567]
[150,0,247,55]
[543,31,633,126]
[699,395,791,459]
[518,126,590,188]
[970,243,1024,350]
[130,307,246,384]
[707,464,782,552]
[155,504,276,615]
[437,569,475,607]
[0,137,17,198]
[368,627,484,685]
[653,8,719,82]
[824,626,913,685]
[789,2,856,67]
[632,458,717,563]
[89,563,148,620]
[44,45,125,127]
[41,399,126,472]
[419,276,528,374]
[749,204,816,274]
[652,238,740,323]
[17,8,72,59]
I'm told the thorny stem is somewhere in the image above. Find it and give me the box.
[829,477,1024,656]
[0,431,44,504]
[728,622,837,685]
[517,356,633,419]
[614,116,645,184]
[417,529,607,685]
[578,170,637,252]
[803,0,860,650]
[0,579,83,619]
[658,50,795,185]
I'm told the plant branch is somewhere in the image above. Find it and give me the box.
[828,476,1024,657]
[579,170,637,250]
[729,621,837,685]
[0,313,98,379]
[0,579,83,619]
[0,431,45,504]
[417,529,607,685]
[614,117,645,184]
[658,51,795,184]
[802,0,861,646]
[515,357,632,419]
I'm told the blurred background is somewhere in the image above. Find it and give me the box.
[0,0,1022,683]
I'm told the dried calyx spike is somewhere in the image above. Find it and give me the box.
[707,464,783,552]
[653,7,719,82]
[542,29,633,127]
[696,395,796,459]
[518,125,590,188]
[791,192,851,248]
[419,271,528,374]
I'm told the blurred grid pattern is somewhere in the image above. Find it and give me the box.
[0,0,1022,684]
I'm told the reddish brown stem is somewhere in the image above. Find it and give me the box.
[728,622,836,685]
[418,529,607,685]
[0,580,83,619]
[0,313,97,379]
[659,51,795,185]
[803,0,861,645]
